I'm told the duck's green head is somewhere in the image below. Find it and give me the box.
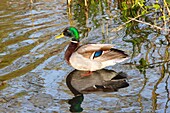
[56,27,80,41]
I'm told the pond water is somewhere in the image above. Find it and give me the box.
[0,0,169,112]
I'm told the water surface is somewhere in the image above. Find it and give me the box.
[0,0,169,112]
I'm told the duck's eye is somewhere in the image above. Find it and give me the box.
[63,30,72,37]
[93,50,103,58]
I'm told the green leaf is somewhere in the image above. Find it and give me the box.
[153,4,160,9]
[139,58,147,66]
[166,0,170,4]
[122,2,128,10]
[141,10,147,15]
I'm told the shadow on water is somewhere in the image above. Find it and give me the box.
[66,69,129,112]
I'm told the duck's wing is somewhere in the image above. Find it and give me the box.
[70,44,129,71]
[77,44,113,54]
[76,44,113,59]
[76,44,129,61]
[94,48,129,62]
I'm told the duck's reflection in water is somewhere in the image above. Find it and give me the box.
[66,69,129,112]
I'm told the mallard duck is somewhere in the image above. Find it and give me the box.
[56,27,129,73]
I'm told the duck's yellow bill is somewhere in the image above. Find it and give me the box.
[55,33,64,39]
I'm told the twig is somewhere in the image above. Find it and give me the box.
[164,0,170,16]
[128,17,170,32]
[111,15,142,32]
[30,0,33,4]
[125,59,170,68]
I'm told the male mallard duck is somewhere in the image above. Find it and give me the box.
[56,27,129,74]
